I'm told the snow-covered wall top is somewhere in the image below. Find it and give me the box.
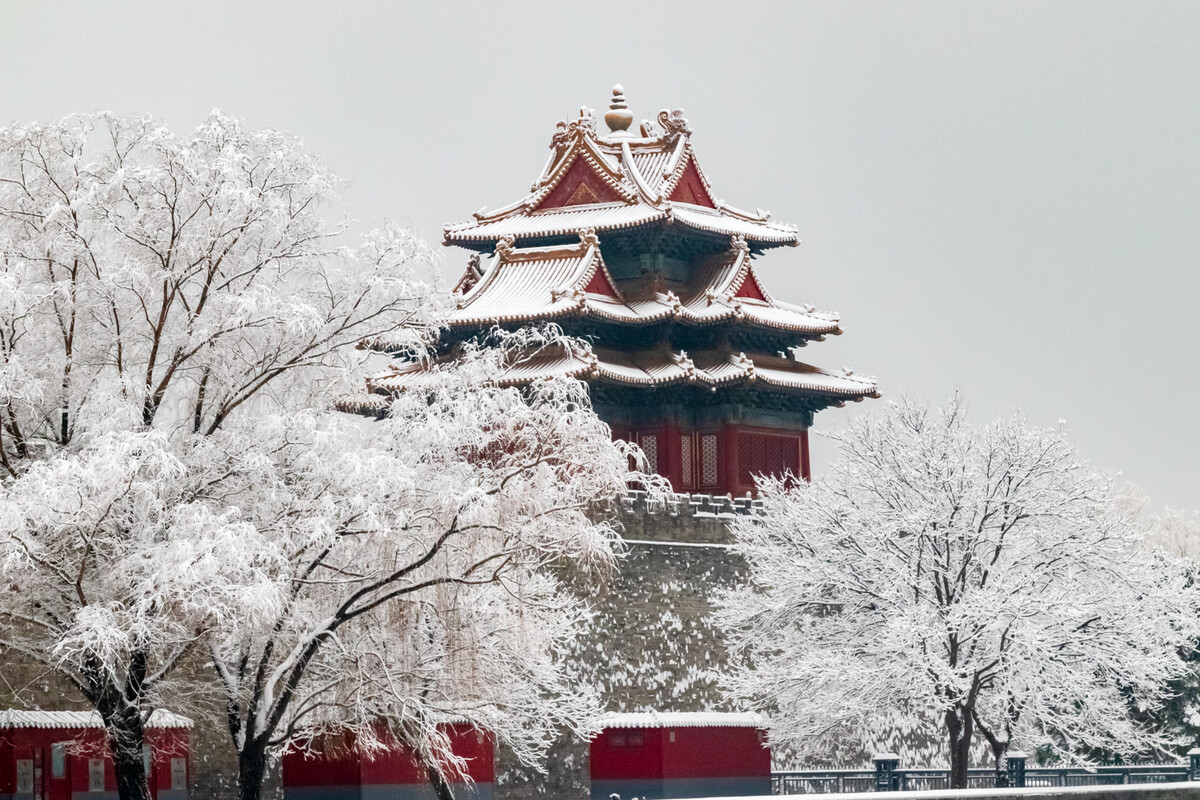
[0,709,193,729]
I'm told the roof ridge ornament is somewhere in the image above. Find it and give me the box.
[674,349,698,382]
[494,235,516,260]
[658,108,692,139]
[737,352,756,380]
[551,107,598,152]
[638,108,691,141]
[604,84,634,134]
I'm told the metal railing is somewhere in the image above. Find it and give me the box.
[772,765,1190,794]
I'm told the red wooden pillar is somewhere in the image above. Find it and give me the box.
[658,422,683,491]
[799,427,811,482]
[719,424,739,497]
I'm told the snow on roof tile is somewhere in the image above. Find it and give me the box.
[363,345,877,401]
[669,204,797,243]
[600,711,766,729]
[444,106,799,248]
[444,239,839,336]
[450,234,631,328]
[335,393,392,415]
[0,710,193,729]
[740,303,839,334]
[493,346,595,386]
[749,354,878,396]
[446,203,666,244]
[453,256,588,326]
[629,150,673,194]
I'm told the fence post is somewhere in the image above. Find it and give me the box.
[874,753,900,792]
[1188,748,1200,781]
[1005,752,1027,788]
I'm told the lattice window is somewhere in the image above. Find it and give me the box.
[680,434,694,487]
[737,433,800,487]
[89,759,105,792]
[610,731,646,747]
[700,434,719,486]
[16,761,32,793]
[640,434,658,475]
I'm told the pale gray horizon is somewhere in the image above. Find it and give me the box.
[3,1,1197,510]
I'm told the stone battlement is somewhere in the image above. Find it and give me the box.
[621,490,763,519]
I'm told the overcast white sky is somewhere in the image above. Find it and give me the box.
[3,1,1198,508]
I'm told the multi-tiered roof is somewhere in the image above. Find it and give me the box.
[348,87,877,493]
[444,105,800,250]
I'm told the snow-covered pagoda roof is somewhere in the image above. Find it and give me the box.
[341,341,878,416]
[0,710,193,729]
[445,88,799,250]
[600,711,766,729]
[343,86,880,421]
[449,231,840,336]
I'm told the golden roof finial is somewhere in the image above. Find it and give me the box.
[604,84,634,134]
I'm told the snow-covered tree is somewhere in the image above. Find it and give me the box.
[0,111,443,800]
[0,111,660,800]
[1107,496,1200,758]
[1146,507,1200,561]
[717,396,1200,788]
[203,332,658,800]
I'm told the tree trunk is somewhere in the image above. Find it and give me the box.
[105,717,151,800]
[237,741,270,800]
[992,741,1010,788]
[426,761,456,800]
[945,706,974,789]
[93,679,150,800]
[973,706,1012,789]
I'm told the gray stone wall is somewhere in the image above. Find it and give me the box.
[495,497,746,800]
[575,497,745,712]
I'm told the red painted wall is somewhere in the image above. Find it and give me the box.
[590,726,768,780]
[150,728,189,794]
[284,740,363,788]
[0,724,189,799]
[283,724,494,789]
[661,727,770,779]
[667,161,717,208]
[583,266,619,298]
[589,728,664,780]
[732,272,768,302]
[536,158,622,210]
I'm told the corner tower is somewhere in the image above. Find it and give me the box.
[343,86,881,800]
[360,86,878,494]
